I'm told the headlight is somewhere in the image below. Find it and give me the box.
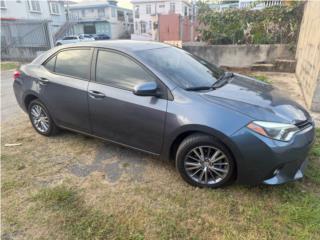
[247,121,299,142]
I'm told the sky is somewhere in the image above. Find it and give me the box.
[73,0,133,9]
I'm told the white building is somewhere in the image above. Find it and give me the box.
[0,0,66,34]
[239,0,283,10]
[131,0,192,40]
[69,0,133,39]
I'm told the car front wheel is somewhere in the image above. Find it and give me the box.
[28,99,59,136]
[176,134,235,188]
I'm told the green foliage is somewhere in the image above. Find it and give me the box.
[250,75,271,83]
[197,2,304,46]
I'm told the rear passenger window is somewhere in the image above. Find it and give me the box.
[95,50,154,90]
[44,56,56,72]
[55,49,91,79]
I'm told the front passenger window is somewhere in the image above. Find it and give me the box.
[95,50,155,90]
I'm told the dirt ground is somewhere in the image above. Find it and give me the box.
[1,69,320,240]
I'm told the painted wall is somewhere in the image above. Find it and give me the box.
[1,0,66,33]
[183,43,294,68]
[295,1,320,111]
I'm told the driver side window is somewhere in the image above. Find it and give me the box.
[95,50,155,90]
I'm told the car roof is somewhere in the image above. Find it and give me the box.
[34,41,171,65]
[58,40,170,53]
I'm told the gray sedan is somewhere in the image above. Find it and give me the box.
[13,41,315,188]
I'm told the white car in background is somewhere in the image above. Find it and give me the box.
[55,34,95,46]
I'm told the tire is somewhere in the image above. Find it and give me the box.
[56,43,62,46]
[176,134,235,188]
[28,99,59,136]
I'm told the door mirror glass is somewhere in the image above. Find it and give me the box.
[133,82,158,97]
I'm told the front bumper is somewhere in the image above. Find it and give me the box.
[231,123,315,185]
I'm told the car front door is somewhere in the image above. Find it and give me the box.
[39,48,93,132]
[88,49,168,154]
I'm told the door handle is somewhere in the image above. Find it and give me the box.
[88,90,105,99]
[38,77,49,85]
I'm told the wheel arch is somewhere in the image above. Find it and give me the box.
[23,92,40,110]
[163,125,243,178]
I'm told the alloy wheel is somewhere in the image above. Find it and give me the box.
[30,104,50,133]
[184,146,230,185]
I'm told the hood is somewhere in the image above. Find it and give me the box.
[201,74,310,124]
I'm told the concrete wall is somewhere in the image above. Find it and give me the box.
[295,0,320,112]
[183,43,294,68]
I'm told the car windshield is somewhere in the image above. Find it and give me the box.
[136,47,225,89]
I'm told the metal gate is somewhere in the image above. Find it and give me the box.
[1,19,52,62]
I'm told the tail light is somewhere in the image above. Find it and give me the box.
[13,70,21,80]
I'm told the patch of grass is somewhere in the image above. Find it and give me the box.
[251,74,272,84]
[2,180,27,192]
[1,62,19,71]
[32,185,141,240]
[33,186,115,239]
[278,188,320,238]
[306,128,320,184]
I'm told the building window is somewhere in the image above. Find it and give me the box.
[146,4,151,14]
[134,5,139,18]
[28,0,41,12]
[81,9,85,17]
[98,8,105,17]
[49,2,60,15]
[170,2,175,13]
[117,10,124,21]
[149,21,152,31]
[135,22,138,31]
[111,7,116,17]
[184,6,188,16]
[0,0,6,9]
[141,22,146,34]
[159,4,165,8]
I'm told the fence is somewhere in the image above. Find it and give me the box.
[1,19,52,62]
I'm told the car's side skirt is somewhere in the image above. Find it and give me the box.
[58,125,161,157]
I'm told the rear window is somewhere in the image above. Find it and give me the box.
[44,56,56,72]
[55,49,92,79]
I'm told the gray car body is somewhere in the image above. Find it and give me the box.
[13,41,315,185]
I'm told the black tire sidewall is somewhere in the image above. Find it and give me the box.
[28,100,55,136]
[176,135,235,188]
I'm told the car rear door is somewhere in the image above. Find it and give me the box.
[40,48,93,132]
[88,49,168,154]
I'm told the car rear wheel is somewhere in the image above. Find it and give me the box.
[28,99,59,136]
[176,134,235,188]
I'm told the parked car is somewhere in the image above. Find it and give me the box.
[55,35,94,46]
[13,41,315,188]
[93,34,110,40]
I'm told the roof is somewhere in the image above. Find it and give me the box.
[58,40,170,53]
[69,2,132,11]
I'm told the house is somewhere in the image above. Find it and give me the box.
[68,0,133,39]
[1,0,66,35]
[239,0,284,10]
[1,0,67,61]
[209,1,239,11]
[131,0,194,41]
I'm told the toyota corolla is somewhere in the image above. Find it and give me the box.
[13,41,315,188]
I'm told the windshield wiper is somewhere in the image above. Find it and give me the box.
[185,86,212,91]
[185,72,234,91]
[212,71,234,89]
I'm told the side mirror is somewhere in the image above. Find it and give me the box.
[133,82,159,97]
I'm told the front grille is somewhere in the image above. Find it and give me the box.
[295,120,313,130]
